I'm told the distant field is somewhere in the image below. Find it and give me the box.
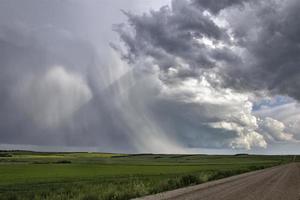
[0,151,296,200]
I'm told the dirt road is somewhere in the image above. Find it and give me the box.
[136,163,300,200]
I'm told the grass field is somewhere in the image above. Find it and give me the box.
[0,151,297,200]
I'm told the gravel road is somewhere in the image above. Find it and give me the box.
[136,163,300,200]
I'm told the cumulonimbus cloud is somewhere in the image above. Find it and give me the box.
[0,0,300,153]
[115,0,300,150]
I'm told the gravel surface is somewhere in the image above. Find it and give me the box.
[135,163,300,200]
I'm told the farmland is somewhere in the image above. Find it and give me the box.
[0,151,296,200]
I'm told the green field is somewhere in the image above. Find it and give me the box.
[0,151,297,200]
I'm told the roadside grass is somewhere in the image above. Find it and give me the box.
[0,151,293,200]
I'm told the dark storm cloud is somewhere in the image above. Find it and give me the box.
[222,0,300,100]
[114,0,300,150]
[116,0,239,73]
[192,0,253,14]
[117,0,300,101]
[2,0,299,153]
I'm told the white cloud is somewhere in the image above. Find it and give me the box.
[259,117,293,142]
[255,102,300,141]
[17,66,92,128]
[208,121,267,149]
[230,131,267,150]
[159,71,267,149]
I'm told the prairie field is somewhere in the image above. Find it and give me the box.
[0,151,296,200]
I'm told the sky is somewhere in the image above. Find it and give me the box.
[0,0,300,154]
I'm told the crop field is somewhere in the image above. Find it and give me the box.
[0,151,296,200]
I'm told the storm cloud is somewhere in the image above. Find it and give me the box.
[0,0,300,153]
[116,0,300,151]
[117,0,300,100]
